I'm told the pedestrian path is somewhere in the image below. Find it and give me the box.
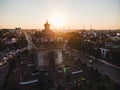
[85,54,120,70]
[98,59,120,70]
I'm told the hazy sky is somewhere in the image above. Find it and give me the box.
[0,0,120,29]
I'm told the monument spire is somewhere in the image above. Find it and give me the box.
[44,20,50,31]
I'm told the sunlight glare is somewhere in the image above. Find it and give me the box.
[50,13,67,28]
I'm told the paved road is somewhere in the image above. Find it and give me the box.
[67,48,120,85]
[0,63,9,89]
[0,47,28,89]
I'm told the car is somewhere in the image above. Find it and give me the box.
[88,59,93,63]
[9,51,13,55]
[32,72,40,76]
[3,57,7,60]
[20,62,24,64]
[27,64,35,67]
[0,62,3,66]
[16,49,20,53]
[56,67,62,73]
[9,55,13,58]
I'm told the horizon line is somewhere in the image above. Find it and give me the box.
[0,27,120,30]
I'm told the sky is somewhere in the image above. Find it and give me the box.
[0,0,120,29]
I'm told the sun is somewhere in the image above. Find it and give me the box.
[50,13,66,28]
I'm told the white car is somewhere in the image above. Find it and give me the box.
[88,59,93,63]
[9,51,13,55]
[56,67,62,73]
[16,49,20,53]
[0,62,3,66]
[3,57,7,60]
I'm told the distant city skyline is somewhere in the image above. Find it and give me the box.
[0,0,120,29]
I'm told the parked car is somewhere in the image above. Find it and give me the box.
[88,59,93,64]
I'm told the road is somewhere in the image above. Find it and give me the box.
[67,48,120,85]
[23,30,35,48]
[0,47,28,89]
[0,62,9,89]
[0,30,34,89]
